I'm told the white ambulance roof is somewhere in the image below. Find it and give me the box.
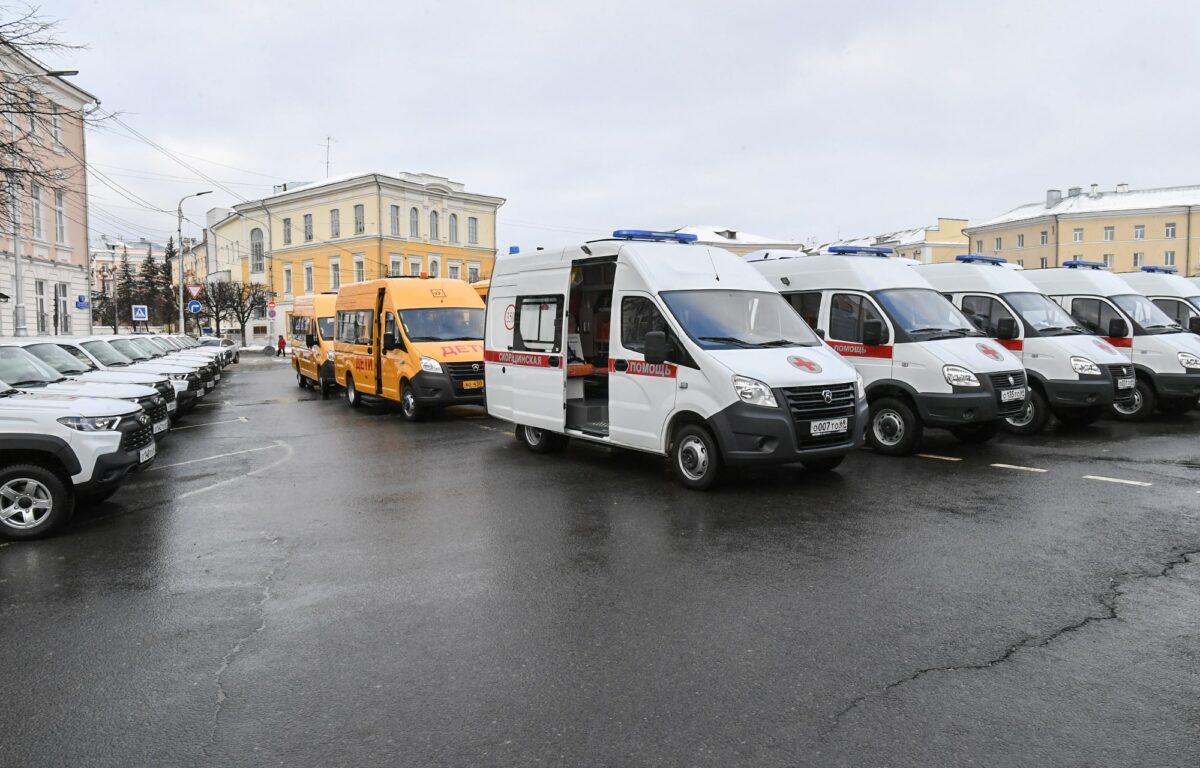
[1022,267,1140,297]
[1115,270,1200,299]
[752,253,932,293]
[916,262,1042,295]
[742,248,805,262]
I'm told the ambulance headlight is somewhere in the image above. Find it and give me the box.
[420,357,443,374]
[732,375,778,408]
[1070,356,1102,376]
[943,365,980,388]
[1178,352,1200,370]
[855,371,866,400]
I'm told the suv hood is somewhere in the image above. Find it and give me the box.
[0,391,140,417]
[38,380,159,400]
[75,370,165,386]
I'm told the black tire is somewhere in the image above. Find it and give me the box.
[519,424,569,454]
[671,423,722,490]
[1157,397,1196,417]
[345,376,362,408]
[0,464,74,541]
[319,377,332,399]
[801,455,845,473]
[866,396,923,456]
[1003,387,1048,435]
[951,421,998,444]
[1110,378,1156,422]
[1054,404,1105,428]
[399,382,425,422]
[296,369,308,389]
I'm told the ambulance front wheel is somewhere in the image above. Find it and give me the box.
[671,424,721,490]
[1109,378,1155,422]
[866,396,922,456]
[1003,387,1048,435]
[518,424,568,454]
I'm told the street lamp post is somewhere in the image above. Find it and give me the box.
[177,190,211,333]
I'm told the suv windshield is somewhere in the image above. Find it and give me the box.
[398,308,485,342]
[129,338,165,357]
[25,343,92,375]
[0,347,61,387]
[660,290,820,349]
[109,338,153,361]
[874,288,983,340]
[1002,292,1089,335]
[82,340,135,366]
[1112,294,1182,333]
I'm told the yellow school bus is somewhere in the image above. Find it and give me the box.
[291,291,338,396]
[472,278,489,301]
[333,277,486,420]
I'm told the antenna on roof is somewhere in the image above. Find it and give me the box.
[324,135,336,178]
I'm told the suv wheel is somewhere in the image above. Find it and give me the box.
[0,465,73,540]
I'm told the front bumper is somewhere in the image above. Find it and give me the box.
[410,370,485,406]
[707,397,867,466]
[1042,377,1115,408]
[1155,371,1200,399]
[319,359,336,384]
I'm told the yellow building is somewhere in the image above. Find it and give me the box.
[207,172,504,343]
[826,218,968,263]
[965,184,1200,275]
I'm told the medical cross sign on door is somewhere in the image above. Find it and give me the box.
[131,305,149,322]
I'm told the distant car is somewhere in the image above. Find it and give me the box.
[197,336,239,364]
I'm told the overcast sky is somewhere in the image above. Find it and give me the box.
[41,0,1200,251]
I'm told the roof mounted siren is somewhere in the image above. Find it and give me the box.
[508,246,520,254]
[611,229,698,243]
[1140,265,1178,274]
[955,254,1008,266]
[827,245,893,257]
[1062,260,1108,270]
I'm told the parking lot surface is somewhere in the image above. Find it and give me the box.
[2,357,1199,767]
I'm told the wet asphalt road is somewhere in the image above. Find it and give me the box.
[2,357,1199,767]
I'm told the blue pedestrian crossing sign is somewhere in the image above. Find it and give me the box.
[131,304,149,322]
[188,299,202,314]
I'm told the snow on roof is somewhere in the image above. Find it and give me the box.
[671,225,792,245]
[817,224,932,252]
[976,184,1200,228]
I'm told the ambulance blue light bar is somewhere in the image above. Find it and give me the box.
[827,245,894,256]
[611,229,698,243]
[1140,265,1178,273]
[1062,260,1108,270]
[508,246,520,254]
[955,254,1008,265]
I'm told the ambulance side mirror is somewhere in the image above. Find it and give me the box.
[1189,316,1200,335]
[996,318,1018,340]
[862,320,886,347]
[1107,318,1129,338]
[644,331,668,365]
[814,327,825,340]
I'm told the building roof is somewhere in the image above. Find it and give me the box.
[671,225,793,246]
[247,171,505,207]
[0,43,99,106]
[975,184,1200,228]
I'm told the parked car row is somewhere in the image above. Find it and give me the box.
[0,334,236,540]
[286,229,1200,490]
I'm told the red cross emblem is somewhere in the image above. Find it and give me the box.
[788,356,822,373]
[976,343,1003,362]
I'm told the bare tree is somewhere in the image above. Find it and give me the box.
[225,282,268,348]
[197,280,237,337]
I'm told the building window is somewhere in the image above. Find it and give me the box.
[975,239,983,253]
[468,217,478,244]
[329,259,341,290]
[448,261,460,279]
[55,282,70,334]
[303,214,313,242]
[1039,257,1048,269]
[410,207,419,237]
[428,257,439,278]
[1165,222,1176,239]
[449,213,458,243]
[354,255,365,283]
[282,218,292,245]
[1104,226,1114,241]
[250,228,265,272]
[390,205,400,236]
[304,263,314,293]
[283,265,293,295]
[994,237,1002,251]
[330,209,340,238]
[1016,259,1024,268]
[1072,228,1083,243]
[468,264,480,283]
[429,210,439,240]
[1040,230,1048,246]
[50,105,61,147]
[54,189,66,243]
[1165,250,1176,267]
[34,280,46,333]
[408,258,421,277]
[1016,234,1024,248]
[1133,252,1143,267]
[1134,224,1145,240]
[1102,254,1113,267]
[353,204,365,235]
[30,182,43,239]
[390,255,402,277]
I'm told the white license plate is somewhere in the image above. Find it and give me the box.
[1117,377,1135,390]
[197,388,206,398]
[205,381,214,390]
[153,418,169,434]
[1001,387,1026,402]
[215,373,221,381]
[810,417,848,436]
[139,442,156,463]
[167,400,177,413]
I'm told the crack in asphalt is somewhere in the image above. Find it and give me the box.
[823,549,1200,737]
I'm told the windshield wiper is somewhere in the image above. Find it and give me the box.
[0,388,16,397]
[755,339,806,347]
[9,380,48,388]
[698,335,756,348]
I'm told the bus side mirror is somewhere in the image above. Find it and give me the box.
[1189,316,1200,335]
[1108,318,1129,338]
[305,334,316,348]
[383,332,403,352]
[996,318,1018,340]
[644,331,668,365]
[862,320,885,347]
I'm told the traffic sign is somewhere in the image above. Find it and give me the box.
[267,300,276,310]
[268,309,277,319]
[187,299,202,314]
[187,284,202,299]
[131,304,148,322]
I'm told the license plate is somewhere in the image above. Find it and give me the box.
[139,442,156,463]
[1001,387,1026,402]
[810,417,848,436]
[197,388,206,398]
[461,379,485,389]
[1117,377,1135,390]
[153,418,169,434]
[205,381,214,390]
[167,400,177,413]
[215,373,221,381]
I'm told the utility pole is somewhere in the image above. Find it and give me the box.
[177,190,211,334]
[324,135,335,178]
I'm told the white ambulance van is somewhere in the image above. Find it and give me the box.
[1116,266,1200,333]
[917,255,1134,433]
[1024,261,1200,420]
[751,247,1027,455]
[484,230,867,490]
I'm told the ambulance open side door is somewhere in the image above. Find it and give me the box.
[500,268,570,432]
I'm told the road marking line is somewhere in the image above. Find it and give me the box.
[991,463,1048,473]
[147,442,282,471]
[917,453,962,462]
[177,441,295,500]
[172,417,249,430]
[1084,475,1152,487]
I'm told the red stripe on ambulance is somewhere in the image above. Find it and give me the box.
[996,338,1024,352]
[484,349,553,367]
[826,341,893,359]
[610,359,678,378]
[1103,336,1133,348]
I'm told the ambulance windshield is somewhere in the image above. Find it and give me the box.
[873,288,983,340]
[399,308,485,342]
[660,290,821,350]
[1002,292,1088,335]
[1111,294,1182,334]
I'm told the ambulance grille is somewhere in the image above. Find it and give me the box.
[780,382,857,421]
[1107,363,1135,402]
[988,370,1027,416]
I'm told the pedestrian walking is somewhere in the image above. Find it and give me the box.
[276,335,286,357]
